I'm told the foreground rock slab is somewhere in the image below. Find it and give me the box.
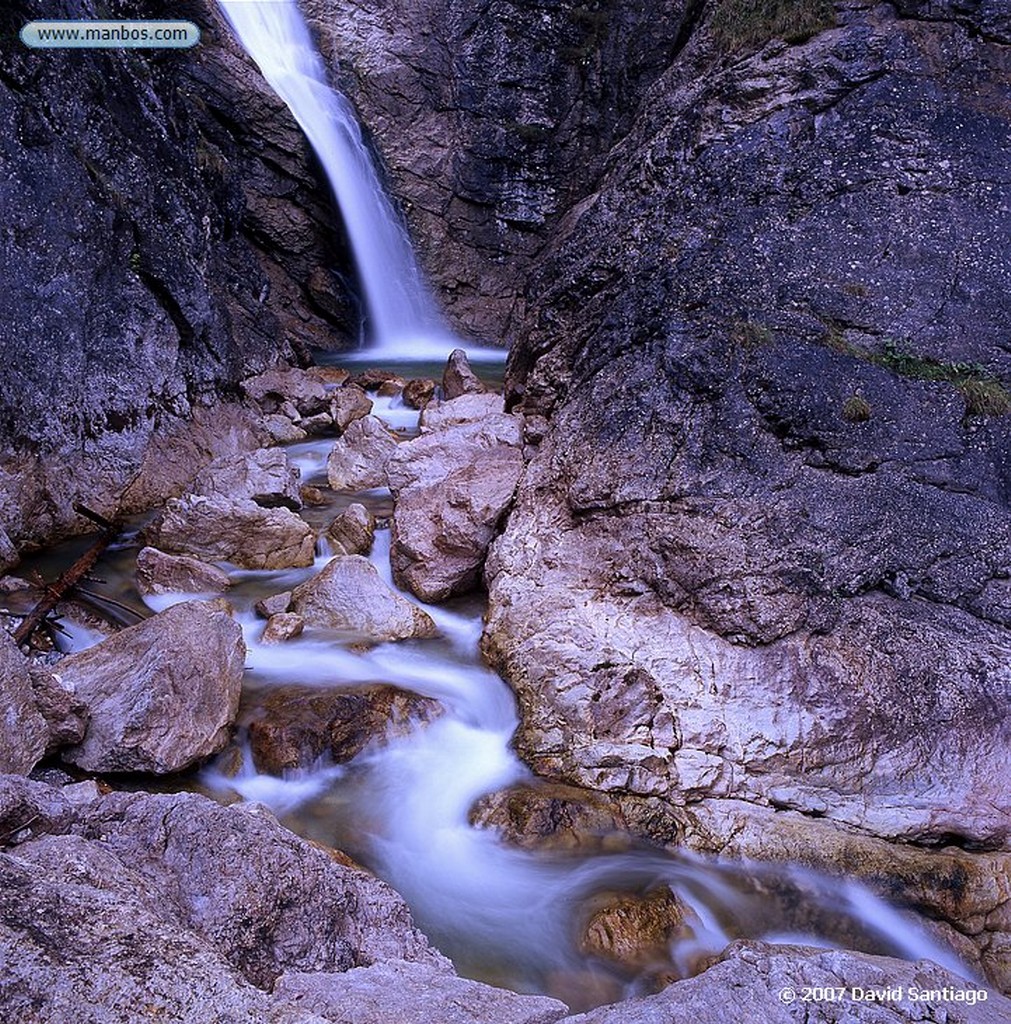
[565,942,1007,1024]
[275,961,568,1024]
[389,408,523,601]
[291,556,436,642]
[60,600,245,774]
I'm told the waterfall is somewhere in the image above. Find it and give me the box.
[216,0,455,357]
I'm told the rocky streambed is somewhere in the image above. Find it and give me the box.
[1,351,1008,1024]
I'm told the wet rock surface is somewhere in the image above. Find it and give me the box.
[191,448,303,511]
[250,684,442,774]
[60,600,245,774]
[326,502,376,556]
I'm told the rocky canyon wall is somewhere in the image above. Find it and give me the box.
[0,0,355,554]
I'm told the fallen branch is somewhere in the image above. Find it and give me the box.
[12,505,122,646]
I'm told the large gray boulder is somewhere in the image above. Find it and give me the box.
[135,546,232,596]
[60,601,245,774]
[389,412,523,602]
[290,556,436,642]
[326,416,400,491]
[190,447,303,510]
[147,493,316,570]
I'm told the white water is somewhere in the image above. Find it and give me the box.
[217,0,464,357]
[189,517,973,1003]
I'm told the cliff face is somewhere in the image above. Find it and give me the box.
[0,0,354,551]
[309,0,690,342]
[477,0,1011,987]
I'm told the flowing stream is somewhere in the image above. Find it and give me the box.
[195,0,981,1010]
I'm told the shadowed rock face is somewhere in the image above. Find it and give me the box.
[304,0,691,342]
[481,0,1011,992]
[0,0,355,549]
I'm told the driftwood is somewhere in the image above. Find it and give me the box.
[11,504,122,646]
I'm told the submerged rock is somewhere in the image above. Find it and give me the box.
[326,416,400,491]
[190,447,303,510]
[135,545,232,596]
[249,684,442,773]
[60,600,245,774]
[148,493,316,570]
[290,556,436,642]
[389,411,523,602]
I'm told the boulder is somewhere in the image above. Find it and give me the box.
[0,777,442,1018]
[190,447,303,510]
[290,556,436,642]
[327,416,400,491]
[420,392,507,430]
[326,503,376,556]
[351,368,405,392]
[0,632,49,774]
[27,665,88,754]
[274,961,568,1024]
[148,494,316,570]
[331,384,373,432]
[402,378,438,410]
[565,942,1007,1024]
[261,612,305,645]
[388,413,523,601]
[135,545,232,596]
[60,600,245,774]
[249,684,442,773]
[442,348,488,400]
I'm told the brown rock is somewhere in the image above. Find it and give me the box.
[60,600,245,774]
[331,383,373,432]
[388,413,523,601]
[442,348,488,399]
[326,416,400,491]
[148,494,315,570]
[190,448,303,510]
[402,378,438,410]
[351,368,405,392]
[578,887,697,973]
[249,684,441,773]
[135,546,232,596]
[290,556,436,642]
[300,485,330,506]
[326,503,376,556]
[261,613,305,645]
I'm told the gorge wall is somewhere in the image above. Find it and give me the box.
[0,0,355,555]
